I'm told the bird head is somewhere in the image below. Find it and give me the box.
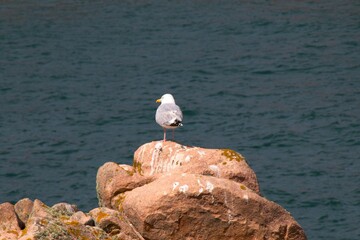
[156,93,175,104]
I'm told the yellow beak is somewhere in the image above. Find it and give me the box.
[156,99,161,103]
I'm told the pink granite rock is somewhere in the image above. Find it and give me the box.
[52,202,78,215]
[0,140,307,240]
[134,141,259,192]
[96,162,155,208]
[97,141,259,208]
[18,199,110,240]
[95,141,307,240]
[120,173,306,240]
[14,198,33,228]
[70,211,94,226]
[89,207,144,240]
[0,202,22,240]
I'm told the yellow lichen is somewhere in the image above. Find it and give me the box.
[66,227,89,240]
[125,170,135,176]
[221,149,244,162]
[120,166,134,176]
[133,160,143,175]
[64,220,81,227]
[96,211,109,223]
[20,227,28,237]
[60,215,70,221]
[113,193,126,213]
[40,219,48,226]
[6,230,19,236]
[90,227,111,240]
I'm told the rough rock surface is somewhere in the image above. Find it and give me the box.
[96,141,307,240]
[18,199,110,240]
[96,162,155,208]
[14,198,33,228]
[134,141,260,192]
[89,207,144,240]
[0,202,22,240]
[120,173,306,240]
[70,211,95,226]
[0,141,307,239]
[97,141,259,208]
[0,199,140,240]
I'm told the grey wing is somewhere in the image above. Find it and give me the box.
[156,103,183,126]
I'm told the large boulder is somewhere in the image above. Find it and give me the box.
[118,173,306,240]
[134,141,259,192]
[0,141,306,240]
[96,141,307,240]
[97,141,259,208]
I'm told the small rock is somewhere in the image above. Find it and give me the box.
[89,207,144,239]
[96,162,155,208]
[52,202,78,215]
[0,202,22,240]
[89,207,122,235]
[19,200,111,240]
[14,198,33,228]
[70,211,95,226]
[31,199,52,219]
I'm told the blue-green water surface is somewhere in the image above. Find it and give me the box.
[1,1,359,239]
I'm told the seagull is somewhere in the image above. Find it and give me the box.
[155,93,183,142]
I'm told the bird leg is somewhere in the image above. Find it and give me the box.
[163,128,166,142]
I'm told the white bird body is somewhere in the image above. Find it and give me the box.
[155,94,183,141]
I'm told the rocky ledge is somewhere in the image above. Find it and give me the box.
[0,141,307,240]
